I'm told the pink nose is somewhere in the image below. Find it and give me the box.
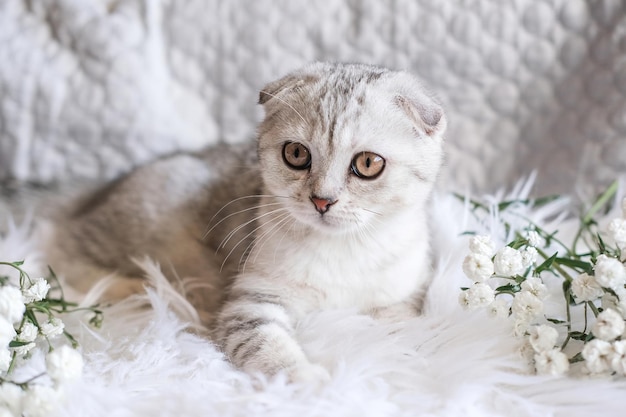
[310,196,336,214]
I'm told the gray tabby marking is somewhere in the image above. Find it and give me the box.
[47,62,446,383]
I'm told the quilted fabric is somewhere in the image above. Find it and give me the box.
[1,0,625,196]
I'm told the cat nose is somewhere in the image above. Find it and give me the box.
[310,195,337,214]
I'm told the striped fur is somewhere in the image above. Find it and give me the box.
[49,63,446,383]
[215,63,446,382]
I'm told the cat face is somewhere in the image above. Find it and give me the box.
[257,63,446,235]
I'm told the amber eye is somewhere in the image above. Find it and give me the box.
[351,152,385,179]
[282,142,311,170]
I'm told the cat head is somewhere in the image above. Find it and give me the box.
[257,62,446,234]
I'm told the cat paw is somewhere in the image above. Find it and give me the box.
[287,362,331,385]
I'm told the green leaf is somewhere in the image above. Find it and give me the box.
[507,237,527,250]
[535,253,558,274]
[554,257,593,273]
[546,318,566,324]
[514,275,528,284]
[583,180,618,224]
[495,283,521,294]
[452,193,488,212]
[460,231,477,236]
[569,331,593,341]
[569,352,585,364]
[24,309,40,327]
[8,340,31,348]
[596,233,607,254]
[532,195,561,208]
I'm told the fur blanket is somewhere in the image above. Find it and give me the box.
[2,179,626,417]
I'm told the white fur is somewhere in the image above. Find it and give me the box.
[238,207,430,316]
[4,186,626,416]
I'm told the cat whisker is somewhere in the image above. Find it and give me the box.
[361,207,383,217]
[350,212,380,249]
[241,213,294,273]
[273,218,297,265]
[251,215,293,265]
[217,207,290,252]
[221,210,291,273]
[204,194,291,237]
[203,201,285,240]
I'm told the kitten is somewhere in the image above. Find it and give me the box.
[47,62,446,383]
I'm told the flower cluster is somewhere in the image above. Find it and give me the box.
[459,181,626,377]
[0,261,102,416]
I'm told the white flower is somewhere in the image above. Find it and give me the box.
[520,277,548,299]
[459,283,495,310]
[494,247,525,276]
[609,218,626,249]
[41,318,64,339]
[602,289,626,318]
[592,308,625,341]
[526,230,542,248]
[46,345,84,383]
[12,342,35,357]
[487,298,509,319]
[0,349,11,373]
[534,348,569,376]
[17,321,38,343]
[521,247,538,268]
[514,319,531,337]
[22,385,61,417]
[610,340,626,375]
[582,339,613,374]
[0,286,25,324]
[462,253,494,282]
[528,324,558,353]
[602,292,620,314]
[468,235,495,257]
[594,255,626,290]
[21,278,50,304]
[571,273,603,302]
[511,290,543,322]
[0,318,16,347]
[0,383,23,416]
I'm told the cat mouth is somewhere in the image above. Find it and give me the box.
[294,209,355,234]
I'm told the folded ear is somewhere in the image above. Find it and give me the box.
[259,72,319,105]
[395,95,447,138]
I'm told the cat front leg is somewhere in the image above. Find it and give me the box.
[216,295,330,384]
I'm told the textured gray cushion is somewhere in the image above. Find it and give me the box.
[1,0,625,196]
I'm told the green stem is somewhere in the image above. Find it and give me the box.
[6,352,17,376]
[0,261,31,287]
[573,180,619,253]
[587,301,600,317]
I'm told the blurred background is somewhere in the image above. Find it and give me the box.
[0,0,625,199]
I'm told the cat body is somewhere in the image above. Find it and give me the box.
[47,62,446,382]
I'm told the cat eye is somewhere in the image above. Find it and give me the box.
[351,152,385,179]
[282,142,311,170]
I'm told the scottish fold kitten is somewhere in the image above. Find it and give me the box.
[47,62,446,383]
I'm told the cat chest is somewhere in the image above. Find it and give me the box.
[251,238,426,313]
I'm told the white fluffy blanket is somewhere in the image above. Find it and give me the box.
[3,180,626,417]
